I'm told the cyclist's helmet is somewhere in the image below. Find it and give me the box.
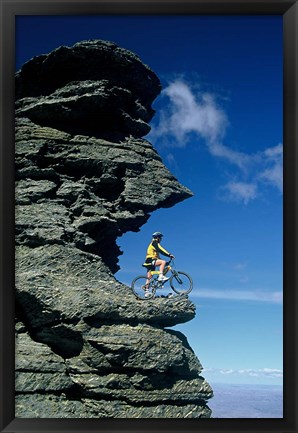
[152,231,163,238]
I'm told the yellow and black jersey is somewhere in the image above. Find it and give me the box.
[146,240,171,260]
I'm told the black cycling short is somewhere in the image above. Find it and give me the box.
[142,258,157,271]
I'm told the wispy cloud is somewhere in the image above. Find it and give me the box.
[233,262,248,271]
[257,143,283,192]
[149,79,283,204]
[191,288,283,304]
[205,367,283,379]
[157,80,228,146]
[221,181,258,205]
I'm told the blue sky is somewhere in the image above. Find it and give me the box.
[16,15,283,387]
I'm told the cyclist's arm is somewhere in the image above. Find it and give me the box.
[152,240,172,257]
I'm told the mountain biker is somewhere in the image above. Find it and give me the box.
[143,232,175,283]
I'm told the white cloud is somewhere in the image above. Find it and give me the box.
[149,79,283,204]
[151,80,250,169]
[261,368,284,378]
[206,368,284,379]
[192,288,283,304]
[258,143,283,192]
[165,152,180,172]
[158,80,228,145]
[233,262,248,270]
[220,369,235,375]
[221,181,258,205]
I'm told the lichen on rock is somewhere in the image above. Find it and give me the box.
[15,39,213,418]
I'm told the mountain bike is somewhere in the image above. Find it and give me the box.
[131,259,193,300]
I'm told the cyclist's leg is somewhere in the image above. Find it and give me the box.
[146,270,152,286]
[155,259,166,274]
[145,259,156,286]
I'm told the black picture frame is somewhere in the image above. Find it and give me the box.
[0,0,297,432]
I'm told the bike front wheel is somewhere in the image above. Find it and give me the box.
[131,276,155,300]
[170,271,193,295]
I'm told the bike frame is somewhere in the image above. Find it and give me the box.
[149,259,173,277]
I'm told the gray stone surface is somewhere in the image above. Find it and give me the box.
[15,39,213,418]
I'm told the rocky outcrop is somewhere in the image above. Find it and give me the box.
[15,40,213,418]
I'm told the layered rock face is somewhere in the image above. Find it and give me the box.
[15,40,213,418]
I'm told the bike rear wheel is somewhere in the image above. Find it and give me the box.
[131,276,155,300]
[170,271,193,295]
